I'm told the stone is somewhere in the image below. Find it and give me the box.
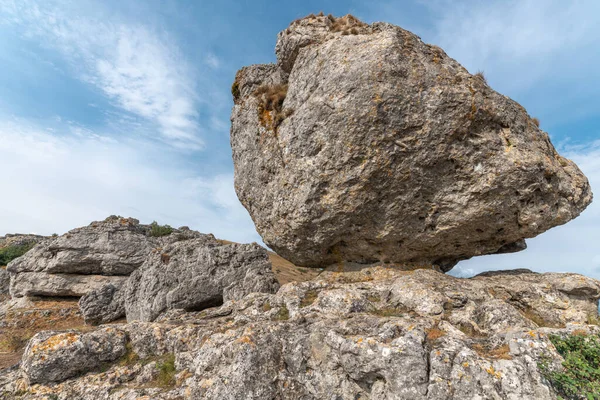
[0,267,9,295]
[7,216,203,298]
[78,283,126,325]
[4,265,600,399]
[10,272,128,298]
[20,327,127,384]
[123,238,280,322]
[230,14,592,270]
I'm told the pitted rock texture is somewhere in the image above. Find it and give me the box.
[7,216,203,298]
[3,266,600,399]
[230,14,592,269]
[78,283,126,325]
[20,327,127,384]
[123,238,280,322]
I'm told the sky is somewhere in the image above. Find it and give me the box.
[0,0,598,278]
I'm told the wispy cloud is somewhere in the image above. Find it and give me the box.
[0,0,203,149]
[0,118,259,243]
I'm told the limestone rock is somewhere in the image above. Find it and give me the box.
[4,266,600,399]
[123,238,280,322]
[7,216,202,298]
[21,327,127,384]
[0,267,9,295]
[78,283,126,325]
[0,234,47,250]
[230,14,592,269]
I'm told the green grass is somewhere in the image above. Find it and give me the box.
[0,243,35,266]
[149,221,174,237]
[155,353,177,388]
[539,333,600,399]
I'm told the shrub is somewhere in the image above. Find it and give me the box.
[0,243,35,266]
[532,117,541,127]
[149,221,173,237]
[474,71,487,84]
[254,83,292,132]
[539,333,600,399]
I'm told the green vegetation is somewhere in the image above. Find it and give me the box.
[0,243,35,266]
[155,353,177,388]
[149,221,174,237]
[273,304,289,321]
[299,289,319,308]
[539,333,600,399]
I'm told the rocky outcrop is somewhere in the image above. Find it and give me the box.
[230,14,592,270]
[7,216,200,298]
[0,268,9,295]
[78,283,125,325]
[3,266,600,399]
[21,327,127,384]
[97,237,280,323]
[0,234,46,250]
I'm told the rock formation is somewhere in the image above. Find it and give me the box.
[3,266,600,399]
[7,216,200,298]
[80,237,279,324]
[230,14,592,270]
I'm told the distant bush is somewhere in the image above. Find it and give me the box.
[474,70,487,84]
[149,222,174,237]
[0,243,35,266]
[539,333,600,399]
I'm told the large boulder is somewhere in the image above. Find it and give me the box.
[230,14,592,270]
[123,237,280,322]
[7,216,201,298]
[21,327,127,384]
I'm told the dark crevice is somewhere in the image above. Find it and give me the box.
[183,296,224,313]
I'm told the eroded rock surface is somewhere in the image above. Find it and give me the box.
[21,327,127,384]
[230,14,592,269]
[123,238,280,322]
[3,266,600,399]
[7,216,201,298]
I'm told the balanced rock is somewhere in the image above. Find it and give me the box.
[230,14,592,269]
[7,216,200,298]
[123,237,279,322]
[21,327,127,384]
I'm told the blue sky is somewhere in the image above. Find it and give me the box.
[0,0,598,277]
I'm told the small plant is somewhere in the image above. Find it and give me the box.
[474,71,487,84]
[273,304,290,321]
[254,83,292,131]
[539,333,600,399]
[370,306,407,318]
[149,221,173,237]
[155,353,177,388]
[118,343,139,366]
[0,243,35,266]
[532,117,540,127]
[299,289,319,308]
[231,81,240,102]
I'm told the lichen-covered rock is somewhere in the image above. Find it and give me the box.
[20,327,127,384]
[0,267,9,295]
[123,238,280,322]
[7,216,202,298]
[78,283,126,325]
[4,266,600,399]
[230,14,592,269]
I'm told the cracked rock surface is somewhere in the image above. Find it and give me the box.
[230,14,592,270]
[3,266,600,399]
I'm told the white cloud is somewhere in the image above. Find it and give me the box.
[205,53,221,69]
[0,0,203,149]
[0,119,260,244]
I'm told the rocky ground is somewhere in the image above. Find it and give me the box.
[2,266,600,399]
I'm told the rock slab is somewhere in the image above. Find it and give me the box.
[21,327,127,384]
[230,14,592,269]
